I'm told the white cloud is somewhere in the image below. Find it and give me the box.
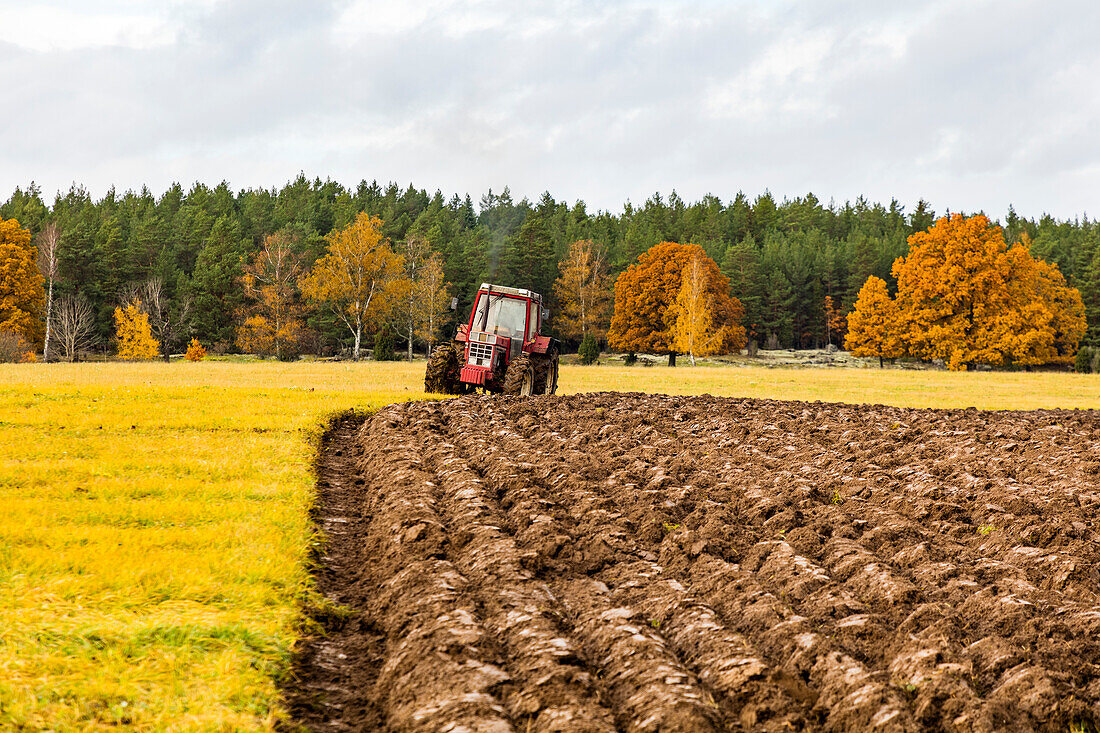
[0,5,175,51]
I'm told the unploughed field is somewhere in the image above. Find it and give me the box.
[0,361,1098,731]
[295,394,1100,733]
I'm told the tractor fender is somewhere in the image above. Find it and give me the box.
[524,336,559,355]
[455,324,470,343]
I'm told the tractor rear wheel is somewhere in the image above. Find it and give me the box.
[534,347,559,395]
[424,342,462,394]
[503,352,535,396]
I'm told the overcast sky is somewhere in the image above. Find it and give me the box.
[2,0,1098,219]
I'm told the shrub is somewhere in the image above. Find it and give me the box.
[1076,346,1093,374]
[373,328,396,361]
[185,339,207,362]
[624,351,637,366]
[0,329,35,363]
[578,333,600,365]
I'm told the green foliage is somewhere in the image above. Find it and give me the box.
[1076,346,1094,373]
[373,327,396,361]
[189,216,246,347]
[578,333,600,365]
[721,236,763,338]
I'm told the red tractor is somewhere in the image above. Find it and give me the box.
[425,283,560,395]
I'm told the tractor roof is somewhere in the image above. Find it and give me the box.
[478,283,543,301]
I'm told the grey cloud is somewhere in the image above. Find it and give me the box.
[3,0,1099,219]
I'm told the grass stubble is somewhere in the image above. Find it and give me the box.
[0,359,1096,730]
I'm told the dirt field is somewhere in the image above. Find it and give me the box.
[288,393,1100,732]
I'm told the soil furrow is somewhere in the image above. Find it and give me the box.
[288,395,1100,732]
[411,412,619,731]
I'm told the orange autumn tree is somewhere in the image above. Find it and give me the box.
[987,239,1086,366]
[0,217,46,346]
[823,295,845,347]
[885,214,1085,370]
[237,230,308,360]
[609,241,744,365]
[299,213,404,361]
[845,276,903,367]
[114,301,159,360]
[552,239,611,342]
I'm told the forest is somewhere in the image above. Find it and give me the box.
[2,175,1099,359]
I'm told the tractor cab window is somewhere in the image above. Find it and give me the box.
[472,293,528,340]
[527,300,539,341]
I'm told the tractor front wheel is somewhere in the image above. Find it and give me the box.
[503,352,535,396]
[424,342,462,394]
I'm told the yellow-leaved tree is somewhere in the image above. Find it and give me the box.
[299,213,404,360]
[669,256,725,365]
[237,231,309,360]
[185,338,207,361]
[845,276,903,367]
[609,241,745,365]
[114,301,159,360]
[0,217,46,346]
[413,253,451,354]
[552,239,611,342]
[892,214,1085,369]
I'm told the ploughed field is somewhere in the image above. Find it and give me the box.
[289,394,1100,732]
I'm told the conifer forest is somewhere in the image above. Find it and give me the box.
[3,177,1099,360]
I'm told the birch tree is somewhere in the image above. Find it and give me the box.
[392,235,430,360]
[669,256,723,365]
[36,222,60,361]
[238,231,306,360]
[299,213,403,360]
[414,253,450,354]
[552,239,611,341]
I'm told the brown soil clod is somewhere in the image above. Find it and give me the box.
[286,394,1100,732]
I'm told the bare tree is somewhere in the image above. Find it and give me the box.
[122,279,192,360]
[36,222,60,361]
[55,294,95,361]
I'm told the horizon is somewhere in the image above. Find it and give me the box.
[4,176,1092,226]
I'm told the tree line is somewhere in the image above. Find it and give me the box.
[1,176,1099,360]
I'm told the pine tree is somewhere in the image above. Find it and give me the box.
[501,213,556,299]
[1083,244,1100,345]
[720,235,763,341]
[190,216,246,347]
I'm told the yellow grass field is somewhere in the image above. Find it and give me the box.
[1,360,1097,730]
